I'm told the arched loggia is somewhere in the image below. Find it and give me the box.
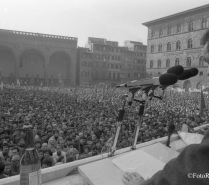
[0,45,15,83]
[19,49,45,85]
[48,51,71,86]
[183,80,191,92]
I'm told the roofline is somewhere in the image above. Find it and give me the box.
[142,3,209,27]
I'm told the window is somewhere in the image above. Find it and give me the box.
[109,72,111,79]
[117,72,120,79]
[187,39,193,48]
[202,18,208,29]
[199,71,203,76]
[176,41,181,50]
[159,29,163,37]
[167,42,171,51]
[82,61,87,67]
[158,44,163,52]
[168,26,172,35]
[88,62,92,67]
[158,60,161,68]
[177,24,181,33]
[111,56,114,60]
[188,21,194,31]
[199,56,205,66]
[150,60,153,68]
[151,45,154,53]
[103,47,106,51]
[81,71,86,76]
[166,59,170,68]
[151,30,155,38]
[200,37,204,46]
[102,71,105,78]
[186,57,191,67]
[128,73,130,78]
[95,54,100,59]
[175,58,180,66]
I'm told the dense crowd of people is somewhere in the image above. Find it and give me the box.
[0,84,208,179]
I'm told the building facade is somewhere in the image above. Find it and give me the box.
[0,29,77,86]
[143,4,209,90]
[77,37,147,86]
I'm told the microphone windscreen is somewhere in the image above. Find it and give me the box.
[167,65,184,76]
[159,73,178,86]
[178,70,193,80]
[188,68,199,77]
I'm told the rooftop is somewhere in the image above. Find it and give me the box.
[0,28,77,41]
[142,4,209,27]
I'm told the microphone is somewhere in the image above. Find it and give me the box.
[188,68,199,76]
[116,83,127,88]
[124,73,178,87]
[178,68,198,80]
[167,65,184,76]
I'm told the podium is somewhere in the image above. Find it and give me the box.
[78,143,179,185]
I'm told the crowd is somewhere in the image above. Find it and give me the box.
[0,84,208,179]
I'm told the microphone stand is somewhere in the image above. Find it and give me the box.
[108,97,126,157]
[165,125,175,148]
[131,97,147,150]
[130,89,163,150]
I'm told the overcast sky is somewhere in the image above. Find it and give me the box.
[0,0,208,47]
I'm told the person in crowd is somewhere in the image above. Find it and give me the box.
[42,158,53,169]
[0,161,8,179]
[52,144,66,164]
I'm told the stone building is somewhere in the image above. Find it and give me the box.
[0,29,77,86]
[142,4,209,91]
[77,37,147,86]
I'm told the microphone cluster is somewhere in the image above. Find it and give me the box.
[116,65,199,104]
[117,65,198,88]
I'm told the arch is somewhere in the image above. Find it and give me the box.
[19,49,45,84]
[151,45,154,53]
[187,38,193,48]
[150,60,153,68]
[175,58,180,66]
[196,82,202,89]
[167,42,171,51]
[183,80,191,92]
[186,57,192,67]
[200,36,204,46]
[177,24,181,33]
[168,26,172,35]
[158,43,163,52]
[159,28,163,37]
[151,30,155,38]
[176,40,181,50]
[202,18,208,29]
[157,59,161,68]
[199,56,204,66]
[0,45,15,82]
[188,21,194,31]
[166,59,170,68]
[49,51,71,85]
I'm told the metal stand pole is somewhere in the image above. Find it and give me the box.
[108,98,126,157]
[131,99,146,150]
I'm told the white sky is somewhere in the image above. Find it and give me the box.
[0,0,208,47]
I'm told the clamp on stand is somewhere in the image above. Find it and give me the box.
[108,96,126,157]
